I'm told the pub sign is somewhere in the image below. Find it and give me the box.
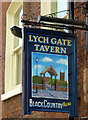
[22,27,77,117]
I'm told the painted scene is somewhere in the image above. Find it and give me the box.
[32,52,68,100]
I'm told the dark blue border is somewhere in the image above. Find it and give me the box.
[22,27,77,117]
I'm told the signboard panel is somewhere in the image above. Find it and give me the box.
[22,27,77,117]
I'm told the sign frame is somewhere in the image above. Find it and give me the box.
[22,27,77,117]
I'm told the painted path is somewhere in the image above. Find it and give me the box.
[32,84,68,100]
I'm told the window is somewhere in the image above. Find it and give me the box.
[41,1,57,16]
[57,0,68,18]
[1,1,23,100]
[41,0,69,31]
[41,0,68,18]
[41,0,57,30]
[13,7,23,85]
[19,9,23,46]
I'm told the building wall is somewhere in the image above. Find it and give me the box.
[0,1,2,119]
[1,1,69,119]
[74,2,88,118]
[1,1,88,120]
[2,94,69,118]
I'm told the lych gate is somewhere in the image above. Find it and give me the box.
[40,65,58,91]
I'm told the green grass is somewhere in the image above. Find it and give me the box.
[46,79,67,87]
[33,76,68,87]
[46,79,60,86]
[32,75,42,84]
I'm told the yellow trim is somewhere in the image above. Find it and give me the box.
[7,1,22,15]
[12,46,22,55]
[1,84,22,101]
[5,1,22,93]
[83,68,88,103]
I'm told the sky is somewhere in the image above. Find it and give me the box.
[32,52,68,82]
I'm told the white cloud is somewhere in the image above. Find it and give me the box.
[56,59,68,65]
[41,57,53,62]
[34,64,43,69]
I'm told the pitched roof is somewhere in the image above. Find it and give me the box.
[40,65,58,76]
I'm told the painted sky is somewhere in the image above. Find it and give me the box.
[32,52,68,82]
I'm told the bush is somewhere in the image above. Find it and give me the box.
[46,79,60,86]
[32,75,42,84]
[47,79,67,87]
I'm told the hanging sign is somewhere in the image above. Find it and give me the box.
[22,27,77,117]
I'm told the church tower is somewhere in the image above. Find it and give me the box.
[60,71,65,81]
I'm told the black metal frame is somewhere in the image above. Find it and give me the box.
[21,19,88,31]
[21,2,88,32]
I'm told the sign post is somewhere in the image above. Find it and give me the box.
[22,27,77,117]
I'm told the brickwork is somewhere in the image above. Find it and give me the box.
[2,94,22,118]
[42,76,46,90]
[0,1,2,119]
[2,94,69,118]
[55,79,58,91]
[60,72,65,81]
[74,2,88,118]
[23,2,40,22]
[41,77,51,82]
[56,87,67,92]
[1,1,88,120]
[33,84,43,90]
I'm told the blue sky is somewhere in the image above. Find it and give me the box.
[32,52,68,82]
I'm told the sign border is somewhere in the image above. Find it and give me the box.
[22,27,77,117]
